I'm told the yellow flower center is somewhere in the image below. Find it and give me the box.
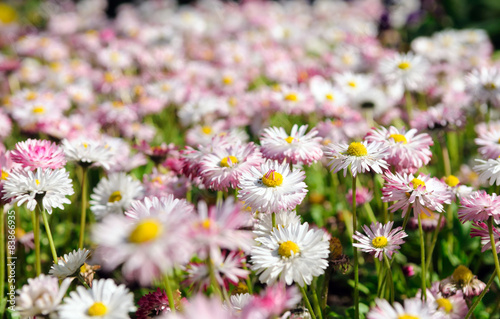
[88,302,108,316]
[284,93,298,102]
[0,4,17,24]
[15,228,25,239]
[32,106,45,114]
[389,134,407,144]
[398,315,419,319]
[112,101,124,108]
[411,178,426,189]
[262,170,283,187]
[80,263,88,273]
[228,97,237,107]
[1,171,8,180]
[444,175,460,187]
[232,282,249,295]
[347,81,357,88]
[484,82,496,90]
[82,142,88,148]
[222,76,233,85]
[104,72,114,83]
[285,136,295,144]
[26,91,37,100]
[278,241,300,258]
[398,61,411,70]
[436,298,453,313]
[220,156,238,167]
[325,93,334,101]
[371,236,388,248]
[35,179,40,186]
[108,191,122,203]
[452,265,474,285]
[202,126,212,135]
[201,219,211,229]
[129,219,162,244]
[345,142,367,157]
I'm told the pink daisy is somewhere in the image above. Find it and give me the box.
[475,121,500,159]
[260,124,323,166]
[411,104,465,132]
[457,190,500,223]
[10,139,66,170]
[199,141,263,191]
[136,288,181,319]
[425,282,468,319]
[470,221,500,252]
[382,172,452,218]
[347,186,373,206]
[439,265,486,298]
[352,221,408,260]
[241,283,301,319]
[364,126,433,173]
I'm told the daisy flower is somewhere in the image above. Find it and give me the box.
[237,160,308,214]
[62,138,115,170]
[251,222,329,287]
[325,141,389,177]
[382,172,452,218]
[3,167,74,214]
[199,141,263,191]
[253,210,302,238]
[352,221,407,261]
[347,186,373,206]
[411,104,465,132]
[465,67,500,106]
[367,298,437,319]
[10,139,66,170]
[423,282,468,319]
[228,293,253,312]
[378,52,430,91]
[364,126,433,173]
[241,283,301,319]
[49,248,91,279]
[474,121,500,159]
[470,221,500,252]
[408,210,446,232]
[57,278,136,319]
[136,288,181,319]
[93,196,195,286]
[17,274,72,319]
[474,157,500,186]
[260,124,323,166]
[189,198,253,258]
[439,265,486,298]
[89,172,144,219]
[159,294,234,319]
[457,190,500,223]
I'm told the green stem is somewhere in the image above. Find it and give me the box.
[299,285,317,319]
[32,210,41,276]
[79,166,88,249]
[363,203,377,224]
[402,210,411,231]
[405,91,413,124]
[241,259,253,294]
[164,275,177,314]
[488,217,500,282]
[383,254,394,305]
[41,208,58,263]
[441,140,451,177]
[320,264,332,311]
[352,174,359,319]
[464,272,496,319]
[206,255,223,299]
[418,213,426,300]
[311,280,323,319]
[272,212,276,229]
[216,190,223,208]
[425,213,445,272]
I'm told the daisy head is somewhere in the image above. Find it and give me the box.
[251,222,330,287]
[57,279,136,319]
[2,167,74,214]
[470,221,500,252]
[352,221,408,261]
[439,265,486,298]
[425,282,468,319]
[474,157,500,186]
[378,52,430,91]
[237,160,308,214]
[260,124,323,166]
[10,139,66,170]
[62,138,115,170]
[325,140,389,177]
[49,248,91,280]
[367,297,437,319]
[457,190,500,223]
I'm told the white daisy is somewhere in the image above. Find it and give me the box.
[57,278,136,319]
[251,222,330,287]
[17,274,73,319]
[89,172,144,219]
[237,160,308,214]
[325,141,389,177]
[62,138,115,170]
[49,248,91,279]
[367,297,437,319]
[466,67,500,106]
[333,72,372,96]
[378,52,429,91]
[474,157,500,186]
[260,124,324,166]
[352,221,408,261]
[3,167,74,214]
[229,293,253,312]
[253,210,302,238]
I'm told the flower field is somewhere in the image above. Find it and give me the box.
[2,0,500,318]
